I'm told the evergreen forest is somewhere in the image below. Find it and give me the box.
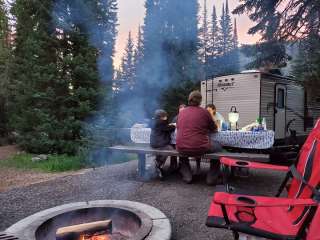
[0,0,319,156]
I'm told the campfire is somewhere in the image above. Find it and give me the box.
[56,220,116,240]
[5,201,169,240]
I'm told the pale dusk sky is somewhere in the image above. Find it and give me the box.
[115,0,261,68]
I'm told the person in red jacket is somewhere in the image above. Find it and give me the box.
[176,90,222,184]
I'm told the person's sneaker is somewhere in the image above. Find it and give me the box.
[155,166,165,180]
[179,160,193,184]
[153,157,165,180]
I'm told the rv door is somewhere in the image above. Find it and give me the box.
[275,85,286,139]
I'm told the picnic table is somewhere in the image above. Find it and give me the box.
[109,145,270,178]
[109,125,273,179]
[130,127,275,149]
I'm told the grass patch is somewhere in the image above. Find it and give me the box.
[0,152,138,173]
[0,153,87,172]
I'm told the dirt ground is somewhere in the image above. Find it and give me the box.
[0,145,87,192]
[0,159,285,239]
[0,145,19,160]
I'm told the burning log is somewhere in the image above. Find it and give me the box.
[56,220,112,240]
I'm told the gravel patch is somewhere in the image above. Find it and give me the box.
[0,159,286,239]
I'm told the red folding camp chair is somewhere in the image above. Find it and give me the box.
[207,192,320,239]
[206,124,320,240]
[220,119,320,193]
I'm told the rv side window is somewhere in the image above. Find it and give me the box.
[277,88,285,108]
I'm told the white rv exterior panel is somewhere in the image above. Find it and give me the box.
[200,71,320,141]
[260,79,275,131]
[286,84,305,136]
[202,73,261,128]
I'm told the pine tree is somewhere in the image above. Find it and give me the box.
[217,3,225,56]
[241,41,290,70]
[209,5,219,58]
[291,8,320,100]
[9,0,118,153]
[113,67,122,94]
[111,0,163,124]
[120,31,135,90]
[232,0,290,71]
[62,0,119,142]
[199,0,210,75]
[217,1,233,55]
[233,0,319,97]
[212,0,239,76]
[9,0,62,153]
[163,0,200,85]
[133,0,179,117]
[138,0,166,116]
[131,0,200,119]
[230,18,240,73]
[160,0,200,117]
[223,0,234,53]
[0,0,9,137]
[206,4,221,77]
[292,34,320,100]
[95,0,118,84]
[233,0,320,41]
[133,25,144,79]
[233,18,238,49]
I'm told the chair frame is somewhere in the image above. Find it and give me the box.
[214,196,319,240]
[210,139,320,239]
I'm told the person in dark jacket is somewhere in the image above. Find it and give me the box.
[150,109,176,179]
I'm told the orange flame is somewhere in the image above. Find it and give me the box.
[79,234,111,240]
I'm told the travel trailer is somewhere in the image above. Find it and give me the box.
[201,70,320,144]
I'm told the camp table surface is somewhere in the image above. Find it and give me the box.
[130,127,275,149]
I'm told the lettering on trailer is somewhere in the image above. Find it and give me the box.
[213,78,236,92]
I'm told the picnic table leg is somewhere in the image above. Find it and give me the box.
[137,154,146,178]
[195,157,201,175]
[221,164,231,192]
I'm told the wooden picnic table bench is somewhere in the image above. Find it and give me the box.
[109,145,270,178]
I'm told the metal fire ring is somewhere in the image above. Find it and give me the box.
[0,232,24,240]
[5,200,171,240]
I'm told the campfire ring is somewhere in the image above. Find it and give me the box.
[5,200,171,240]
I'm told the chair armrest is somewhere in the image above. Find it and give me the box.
[220,157,290,172]
[213,192,317,207]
